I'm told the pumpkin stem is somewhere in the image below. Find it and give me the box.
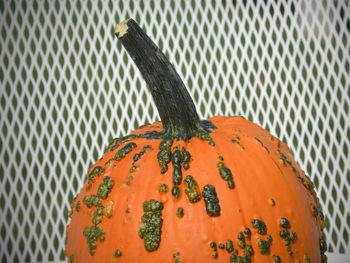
[115,19,204,139]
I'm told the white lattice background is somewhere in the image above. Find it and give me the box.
[0,0,349,262]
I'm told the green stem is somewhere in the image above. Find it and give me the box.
[115,19,203,139]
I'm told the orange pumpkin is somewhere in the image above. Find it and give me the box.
[66,19,327,263]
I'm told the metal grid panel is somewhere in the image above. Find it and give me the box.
[0,0,349,262]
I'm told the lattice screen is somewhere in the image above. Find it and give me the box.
[0,0,349,262]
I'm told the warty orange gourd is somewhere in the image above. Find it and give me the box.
[66,19,327,263]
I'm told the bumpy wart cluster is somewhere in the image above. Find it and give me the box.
[138,200,164,252]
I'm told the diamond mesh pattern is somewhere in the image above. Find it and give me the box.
[0,0,349,262]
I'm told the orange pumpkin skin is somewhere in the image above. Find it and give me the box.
[66,116,325,263]
[66,19,326,263]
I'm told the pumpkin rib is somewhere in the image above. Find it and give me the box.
[210,130,249,224]
[266,161,310,260]
[211,122,320,261]
[186,137,241,260]
[265,138,318,251]
[215,129,282,259]
[250,135,317,261]
[267,146,319,261]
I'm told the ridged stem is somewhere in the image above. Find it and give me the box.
[115,19,202,139]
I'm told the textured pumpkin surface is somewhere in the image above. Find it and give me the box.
[66,19,326,263]
[66,116,325,263]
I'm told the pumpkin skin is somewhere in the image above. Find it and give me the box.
[66,19,326,263]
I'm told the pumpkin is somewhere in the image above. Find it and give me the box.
[66,19,327,263]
